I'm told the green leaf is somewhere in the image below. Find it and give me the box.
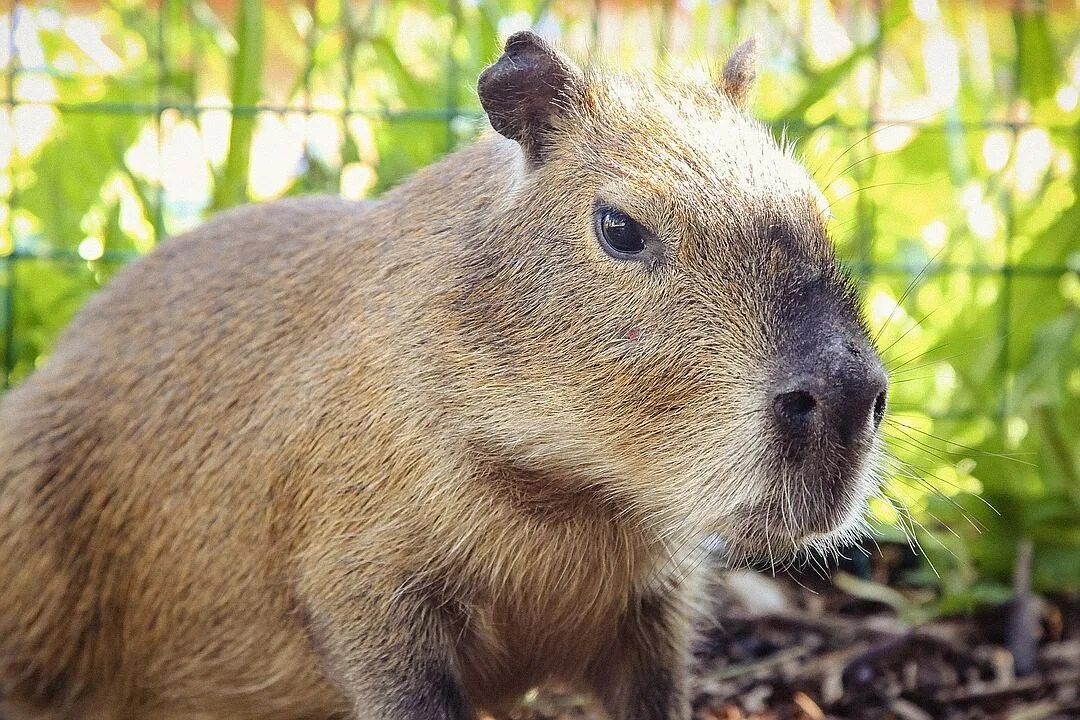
[1013,10,1057,106]
[19,84,145,250]
[212,0,264,210]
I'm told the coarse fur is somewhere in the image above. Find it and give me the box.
[0,34,886,720]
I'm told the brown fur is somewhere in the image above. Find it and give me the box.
[0,34,883,719]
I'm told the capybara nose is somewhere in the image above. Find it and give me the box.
[772,341,887,448]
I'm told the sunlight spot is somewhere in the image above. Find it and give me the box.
[1005,416,1028,447]
[1068,369,1080,395]
[1014,128,1052,197]
[35,7,61,31]
[249,114,304,201]
[392,9,441,80]
[64,16,123,72]
[808,1,852,64]
[917,282,944,310]
[52,51,81,74]
[13,104,58,159]
[0,108,10,169]
[288,3,313,37]
[346,116,378,166]
[872,124,915,153]
[959,182,981,207]
[14,7,47,67]
[824,177,855,211]
[932,464,962,497]
[869,290,908,331]
[78,237,104,261]
[946,465,982,496]
[100,176,153,251]
[933,364,957,396]
[809,131,834,161]
[922,30,959,107]
[123,124,161,183]
[13,213,34,239]
[976,279,998,307]
[960,183,996,240]
[958,473,983,495]
[161,117,212,205]
[1059,272,1080,303]
[311,92,345,114]
[305,114,343,168]
[1056,85,1078,112]
[197,104,232,167]
[966,202,996,240]
[13,71,56,103]
[497,11,532,38]
[0,16,8,67]
[869,496,899,525]
[120,189,153,250]
[1053,150,1073,176]
[340,163,376,200]
[912,0,940,22]
[885,476,924,507]
[921,220,948,250]
[982,132,1010,172]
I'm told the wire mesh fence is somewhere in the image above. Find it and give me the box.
[1,1,1078,590]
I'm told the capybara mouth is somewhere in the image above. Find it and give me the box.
[715,463,875,563]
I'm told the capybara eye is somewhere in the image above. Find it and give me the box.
[596,206,646,257]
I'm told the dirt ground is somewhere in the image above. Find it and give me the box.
[515,546,1079,720]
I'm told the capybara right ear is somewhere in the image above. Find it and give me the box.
[477,31,584,164]
[720,37,757,108]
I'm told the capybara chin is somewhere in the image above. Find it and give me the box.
[0,31,887,720]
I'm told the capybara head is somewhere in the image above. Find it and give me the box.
[457,32,887,563]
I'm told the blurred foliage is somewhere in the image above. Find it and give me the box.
[1,0,1078,607]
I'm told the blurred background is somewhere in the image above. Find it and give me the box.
[0,0,1077,616]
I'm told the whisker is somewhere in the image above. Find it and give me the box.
[877,304,946,360]
[821,149,897,197]
[872,248,945,346]
[881,444,1000,518]
[888,375,937,385]
[881,455,988,533]
[875,489,919,557]
[825,177,946,218]
[813,119,934,187]
[880,488,945,577]
[887,350,970,376]
[885,418,1035,467]
[883,477,964,540]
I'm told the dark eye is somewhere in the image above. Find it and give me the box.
[595,206,646,257]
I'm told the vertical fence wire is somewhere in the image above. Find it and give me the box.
[863,7,885,281]
[303,0,316,198]
[3,3,20,389]
[446,0,460,154]
[999,121,1016,422]
[155,2,167,246]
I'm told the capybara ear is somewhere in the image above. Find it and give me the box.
[478,31,585,163]
[720,37,757,108]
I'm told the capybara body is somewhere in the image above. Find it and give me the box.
[0,34,887,719]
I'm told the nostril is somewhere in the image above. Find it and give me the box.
[775,390,818,425]
[872,391,887,429]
